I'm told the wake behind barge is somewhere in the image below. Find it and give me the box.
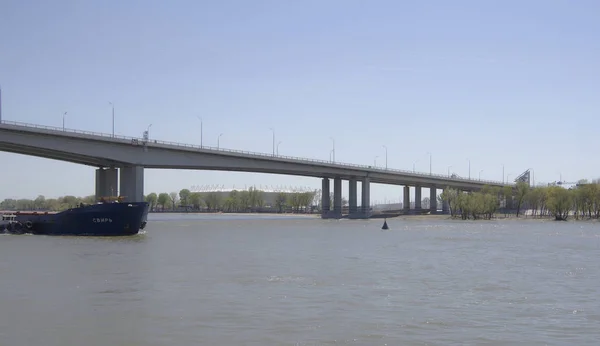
[1,200,149,236]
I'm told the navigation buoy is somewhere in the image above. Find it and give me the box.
[381,218,389,230]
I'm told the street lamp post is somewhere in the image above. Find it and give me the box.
[217,133,223,149]
[62,111,67,131]
[270,128,275,156]
[197,116,203,148]
[374,155,379,167]
[277,141,282,156]
[467,158,471,179]
[330,137,335,163]
[382,145,388,169]
[447,165,452,177]
[427,152,432,175]
[413,160,418,173]
[109,102,115,137]
[144,124,152,140]
[479,169,484,180]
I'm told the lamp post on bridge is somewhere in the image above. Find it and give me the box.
[144,124,152,140]
[108,102,115,137]
[374,155,379,167]
[427,152,432,175]
[413,160,418,173]
[447,165,452,177]
[382,145,387,169]
[467,158,471,179]
[217,133,223,149]
[277,141,282,156]
[479,169,484,180]
[197,116,203,148]
[330,137,335,163]
[270,127,275,156]
[62,111,67,131]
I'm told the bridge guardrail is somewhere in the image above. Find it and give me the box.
[0,119,513,186]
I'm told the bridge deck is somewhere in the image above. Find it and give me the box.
[0,120,517,188]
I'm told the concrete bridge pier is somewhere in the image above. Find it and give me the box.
[332,177,342,218]
[348,178,357,214]
[414,185,422,213]
[359,177,371,218]
[403,186,410,213]
[321,178,330,217]
[348,177,370,219]
[430,186,438,213]
[95,167,118,201]
[119,165,144,202]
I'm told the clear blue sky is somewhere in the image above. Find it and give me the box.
[1,0,599,203]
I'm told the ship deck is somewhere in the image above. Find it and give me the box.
[0,210,59,215]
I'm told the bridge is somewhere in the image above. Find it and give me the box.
[0,120,517,219]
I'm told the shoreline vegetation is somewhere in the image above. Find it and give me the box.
[0,187,322,215]
[440,179,600,222]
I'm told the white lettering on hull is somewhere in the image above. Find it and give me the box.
[92,218,113,223]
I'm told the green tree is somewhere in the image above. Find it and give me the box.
[275,192,287,213]
[204,192,221,211]
[157,193,170,211]
[514,181,530,217]
[145,192,158,211]
[169,192,179,210]
[546,186,572,221]
[179,189,191,206]
[189,192,204,210]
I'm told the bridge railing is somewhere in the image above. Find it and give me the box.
[0,119,511,186]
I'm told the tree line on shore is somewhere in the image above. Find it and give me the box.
[0,187,319,214]
[144,187,318,213]
[442,179,600,221]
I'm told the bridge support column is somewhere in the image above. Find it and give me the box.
[358,177,371,218]
[430,186,437,213]
[119,165,144,202]
[321,178,330,218]
[403,186,410,213]
[414,185,422,212]
[348,178,357,214]
[332,177,342,218]
[95,167,118,201]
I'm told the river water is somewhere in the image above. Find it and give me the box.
[1,214,599,345]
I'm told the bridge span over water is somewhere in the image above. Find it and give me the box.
[0,120,517,219]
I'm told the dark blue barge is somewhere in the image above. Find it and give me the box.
[1,200,149,236]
